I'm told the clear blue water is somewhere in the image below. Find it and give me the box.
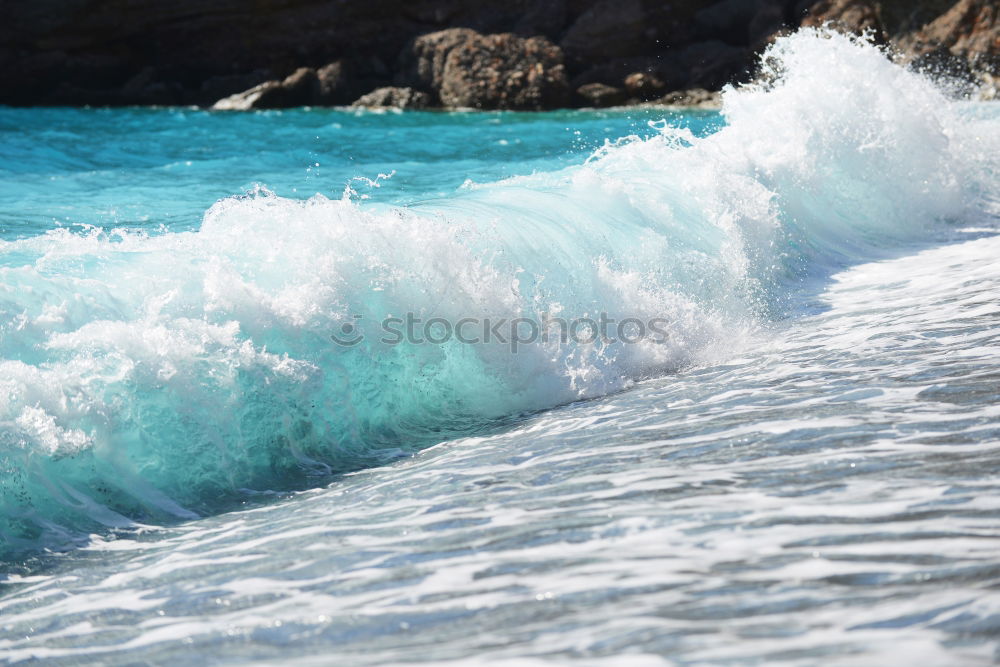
[0,105,721,236]
[1,31,1000,664]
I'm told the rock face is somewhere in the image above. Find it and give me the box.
[405,28,481,93]
[1,0,997,108]
[658,88,723,108]
[351,87,431,109]
[316,61,358,105]
[799,0,886,41]
[213,67,318,110]
[212,60,362,110]
[402,29,569,109]
[575,82,628,107]
[437,32,570,109]
[623,71,667,100]
[899,0,998,97]
[906,0,999,71]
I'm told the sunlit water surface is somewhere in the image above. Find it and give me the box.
[1,32,1000,665]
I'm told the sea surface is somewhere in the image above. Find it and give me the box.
[1,31,1000,664]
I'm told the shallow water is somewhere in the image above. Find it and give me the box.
[2,31,1000,664]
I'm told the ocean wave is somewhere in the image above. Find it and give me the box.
[1,29,997,557]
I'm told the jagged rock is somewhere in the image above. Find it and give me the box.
[5,0,997,109]
[402,28,570,109]
[799,0,886,42]
[200,70,274,104]
[623,71,667,100]
[212,67,319,110]
[560,0,648,62]
[351,86,431,109]
[575,82,628,107]
[907,0,998,72]
[658,87,723,108]
[405,28,480,93]
[894,0,998,98]
[316,61,354,105]
[436,32,570,109]
[275,67,320,104]
[212,82,279,111]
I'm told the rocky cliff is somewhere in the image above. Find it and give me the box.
[0,0,995,109]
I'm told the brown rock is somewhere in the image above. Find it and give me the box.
[316,61,354,105]
[907,0,999,72]
[623,71,667,100]
[406,28,480,92]
[799,0,887,42]
[658,88,723,108]
[437,32,570,109]
[276,67,320,103]
[212,67,319,110]
[351,86,431,109]
[575,82,628,107]
[200,70,274,104]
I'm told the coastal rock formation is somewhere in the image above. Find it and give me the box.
[1,0,997,107]
[406,29,570,109]
[405,28,481,93]
[315,61,358,105]
[213,67,319,110]
[212,61,362,110]
[905,0,999,71]
[658,87,723,108]
[351,87,431,109]
[624,71,668,101]
[441,33,569,109]
[575,82,628,107]
[899,0,998,96]
[799,0,886,41]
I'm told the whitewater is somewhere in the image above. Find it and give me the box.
[1,30,999,663]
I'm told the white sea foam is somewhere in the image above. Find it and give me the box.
[0,30,997,553]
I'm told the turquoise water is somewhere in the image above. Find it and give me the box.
[2,31,1000,664]
[0,104,725,547]
[0,106,720,236]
